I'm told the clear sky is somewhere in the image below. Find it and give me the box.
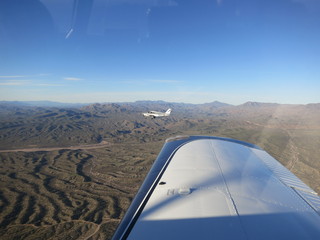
[0,0,319,105]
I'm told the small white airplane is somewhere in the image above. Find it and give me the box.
[142,108,172,118]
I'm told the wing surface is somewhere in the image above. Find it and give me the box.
[112,136,320,240]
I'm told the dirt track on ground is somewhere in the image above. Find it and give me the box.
[0,141,111,153]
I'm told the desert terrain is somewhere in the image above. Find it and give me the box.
[0,101,319,239]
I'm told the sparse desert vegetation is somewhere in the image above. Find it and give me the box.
[0,101,319,239]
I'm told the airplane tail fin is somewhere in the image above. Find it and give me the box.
[165,108,172,116]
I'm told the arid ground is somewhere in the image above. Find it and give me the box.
[0,101,319,239]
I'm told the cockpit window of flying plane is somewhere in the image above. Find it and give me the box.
[0,1,319,239]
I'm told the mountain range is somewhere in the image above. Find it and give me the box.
[0,100,319,239]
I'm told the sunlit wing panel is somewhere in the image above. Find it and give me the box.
[112,136,320,240]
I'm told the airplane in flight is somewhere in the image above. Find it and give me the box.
[112,135,320,240]
[142,108,172,118]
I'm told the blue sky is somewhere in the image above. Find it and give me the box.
[0,0,319,105]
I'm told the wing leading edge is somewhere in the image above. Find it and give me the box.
[112,136,320,240]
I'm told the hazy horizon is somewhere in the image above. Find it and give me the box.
[1,99,319,107]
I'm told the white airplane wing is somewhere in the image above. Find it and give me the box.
[112,136,320,240]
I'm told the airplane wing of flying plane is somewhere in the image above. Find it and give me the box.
[112,136,320,240]
[142,108,172,118]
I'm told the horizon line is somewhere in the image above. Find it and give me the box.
[0,99,319,106]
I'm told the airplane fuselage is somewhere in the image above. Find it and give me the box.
[142,108,171,118]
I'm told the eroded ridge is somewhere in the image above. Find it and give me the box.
[0,143,155,239]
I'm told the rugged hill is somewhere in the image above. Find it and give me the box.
[0,100,319,239]
[0,100,318,148]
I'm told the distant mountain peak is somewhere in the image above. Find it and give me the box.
[240,101,279,107]
[203,101,233,107]
[0,101,85,108]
